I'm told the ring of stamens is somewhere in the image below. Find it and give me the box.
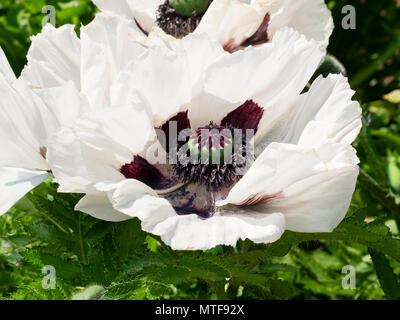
[174,124,251,190]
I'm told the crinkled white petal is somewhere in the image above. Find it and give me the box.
[34,81,91,132]
[75,192,131,222]
[0,167,50,215]
[22,24,81,89]
[297,75,362,147]
[267,165,359,233]
[0,49,47,170]
[47,106,155,194]
[172,33,227,91]
[218,142,359,233]
[0,75,89,171]
[153,211,286,251]
[190,27,323,128]
[127,0,164,34]
[111,32,226,126]
[92,0,162,33]
[113,28,322,130]
[80,13,146,109]
[0,76,52,170]
[0,47,16,82]
[111,47,192,126]
[92,0,135,19]
[111,179,286,250]
[143,26,178,49]
[256,74,362,151]
[268,0,334,50]
[47,126,126,194]
[195,0,274,51]
[75,105,156,155]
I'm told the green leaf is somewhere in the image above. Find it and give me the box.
[369,249,400,299]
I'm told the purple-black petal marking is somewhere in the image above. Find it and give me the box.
[158,111,191,152]
[242,13,270,47]
[120,156,166,190]
[220,100,264,133]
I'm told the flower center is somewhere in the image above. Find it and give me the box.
[188,124,234,164]
[174,124,251,190]
[156,0,213,38]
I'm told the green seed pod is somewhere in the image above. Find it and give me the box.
[169,0,209,17]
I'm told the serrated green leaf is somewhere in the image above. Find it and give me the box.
[369,249,400,299]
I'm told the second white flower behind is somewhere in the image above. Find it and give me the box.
[92,0,333,51]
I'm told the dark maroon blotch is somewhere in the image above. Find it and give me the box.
[242,13,270,47]
[220,100,264,133]
[238,192,282,207]
[158,111,191,152]
[120,156,165,190]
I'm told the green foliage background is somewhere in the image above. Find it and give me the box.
[0,0,400,300]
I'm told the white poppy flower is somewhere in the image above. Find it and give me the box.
[47,29,361,250]
[92,0,333,51]
[0,47,90,215]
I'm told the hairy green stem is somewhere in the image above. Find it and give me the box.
[358,168,400,221]
[78,212,87,265]
[359,124,387,184]
[26,193,69,234]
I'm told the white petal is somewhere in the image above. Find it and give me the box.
[0,76,87,171]
[143,26,177,48]
[190,28,323,128]
[172,33,227,91]
[80,13,146,109]
[127,0,163,33]
[268,0,334,50]
[0,47,16,82]
[22,24,81,89]
[0,76,51,170]
[47,106,155,193]
[195,0,273,51]
[75,192,131,222]
[112,33,226,126]
[47,126,126,194]
[92,0,162,33]
[219,143,359,232]
[111,179,286,250]
[34,81,91,131]
[111,179,174,228]
[153,211,286,251]
[268,165,359,233]
[75,105,156,155]
[112,46,193,126]
[297,75,362,146]
[0,167,50,215]
[256,74,362,150]
[92,0,134,19]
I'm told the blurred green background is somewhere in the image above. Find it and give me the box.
[0,0,399,300]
